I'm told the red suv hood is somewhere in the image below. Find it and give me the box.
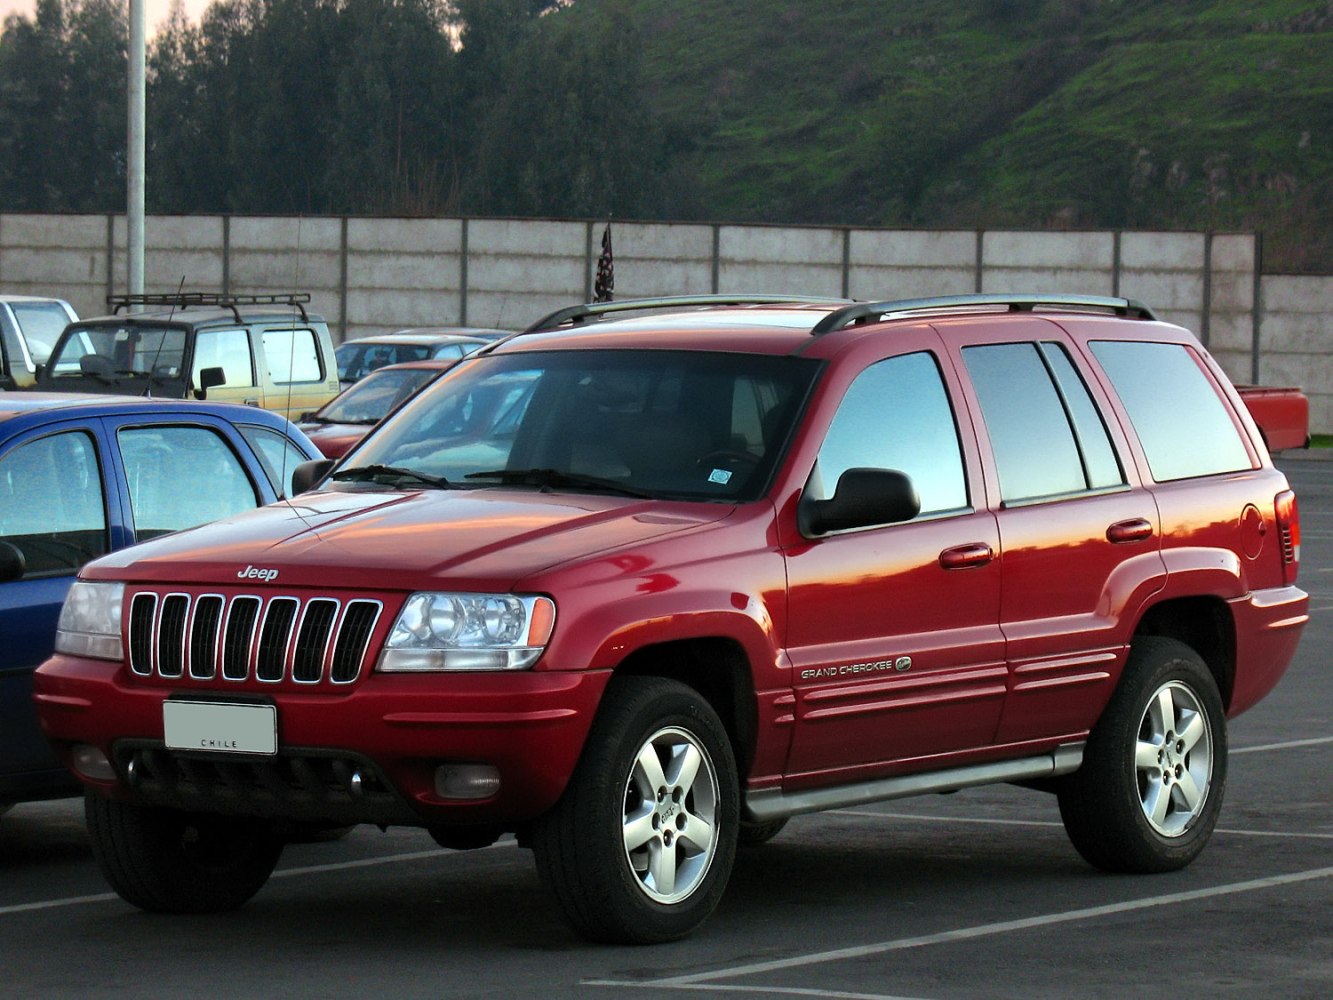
[84,489,733,591]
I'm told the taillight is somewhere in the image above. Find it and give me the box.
[1274,490,1300,585]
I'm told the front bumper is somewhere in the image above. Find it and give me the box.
[33,653,610,827]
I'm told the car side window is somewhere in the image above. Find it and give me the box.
[963,342,1122,504]
[1090,340,1253,481]
[193,329,257,388]
[118,426,260,541]
[432,344,466,360]
[0,431,107,575]
[239,424,309,498]
[262,328,324,384]
[813,351,968,516]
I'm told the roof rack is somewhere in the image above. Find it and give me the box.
[107,292,311,323]
[523,294,852,333]
[809,294,1157,335]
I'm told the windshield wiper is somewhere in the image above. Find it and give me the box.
[465,468,652,499]
[329,464,454,489]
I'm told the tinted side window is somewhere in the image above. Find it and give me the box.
[262,328,323,384]
[119,426,260,541]
[1091,341,1252,481]
[815,352,967,515]
[0,431,107,575]
[964,342,1123,503]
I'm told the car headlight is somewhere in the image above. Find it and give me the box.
[377,593,556,672]
[54,581,125,661]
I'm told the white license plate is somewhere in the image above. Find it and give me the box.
[163,700,277,756]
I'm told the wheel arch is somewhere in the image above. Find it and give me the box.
[612,637,759,777]
[1133,596,1236,709]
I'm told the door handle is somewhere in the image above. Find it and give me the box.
[1107,518,1154,543]
[939,542,994,570]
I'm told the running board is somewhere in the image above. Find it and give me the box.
[744,743,1085,823]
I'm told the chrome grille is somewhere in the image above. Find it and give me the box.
[128,591,383,686]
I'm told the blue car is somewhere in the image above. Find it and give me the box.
[0,393,320,808]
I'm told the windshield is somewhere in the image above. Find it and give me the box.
[48,323,188,380]
[343,349,820,502]
[315,366,442,424]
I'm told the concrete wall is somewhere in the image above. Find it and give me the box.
[2,213,1328,432]
[1260,275,1333,435]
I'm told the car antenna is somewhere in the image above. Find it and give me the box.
[140,275,187,397]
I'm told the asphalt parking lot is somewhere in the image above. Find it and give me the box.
[3,457,1329,1000]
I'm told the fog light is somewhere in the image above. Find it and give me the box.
[71,744,116,782]
[434,764,501,800]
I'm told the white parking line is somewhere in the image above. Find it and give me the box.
[829,810,1333,840]
[586,985,931,1000]
[1233,734,1333,753]
[0,844,508,918]
[586,866,1333,991]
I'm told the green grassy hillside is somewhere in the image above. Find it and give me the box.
[554,0,1333,271]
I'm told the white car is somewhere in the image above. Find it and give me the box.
[0,294,79,389]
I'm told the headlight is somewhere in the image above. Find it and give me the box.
[377,593,556,672]
[54,581,125,660]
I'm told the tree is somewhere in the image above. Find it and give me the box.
[463,2,667,219]
[0,0,127,211]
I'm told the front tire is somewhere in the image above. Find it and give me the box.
[532,676,739,944]
[1058,637,1227,873]
[86,793,283,913]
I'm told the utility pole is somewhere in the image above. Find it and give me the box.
[127,0,145,298]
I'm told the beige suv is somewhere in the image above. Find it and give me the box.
[37,293,340,419]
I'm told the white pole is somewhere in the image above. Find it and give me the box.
[127,0,146,298]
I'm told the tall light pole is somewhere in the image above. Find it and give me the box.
[127,0,145,297]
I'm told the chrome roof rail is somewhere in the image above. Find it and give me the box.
[523,294,852,333]
[809,294,1157,335]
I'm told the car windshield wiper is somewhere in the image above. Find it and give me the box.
[329,464,454,489]
[465,467,652,499]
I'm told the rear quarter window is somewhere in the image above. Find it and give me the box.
[1090,340,1252,481]
[262,328,324,384]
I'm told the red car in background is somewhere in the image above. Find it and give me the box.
[299,359,455,458]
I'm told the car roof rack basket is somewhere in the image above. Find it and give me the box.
[809,294,1157,335]
[107,292,311,323]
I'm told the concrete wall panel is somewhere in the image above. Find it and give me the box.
[718,226,843,297]
[983,230,1115,269]
[1120,231,1205,270]
[603,223,714,299]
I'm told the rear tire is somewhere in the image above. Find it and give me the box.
[738,816,789,847]
[85,793,283,913]
[1058,637,1227,873]
[532,676,739,944]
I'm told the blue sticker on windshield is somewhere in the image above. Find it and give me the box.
[708,469,733,485]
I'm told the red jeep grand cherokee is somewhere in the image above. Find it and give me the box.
[34,294,1308,943]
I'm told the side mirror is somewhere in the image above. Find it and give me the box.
[798,468,920,536]
[291,458,335,495]
[195,366,226,400]
[0,540,26,582]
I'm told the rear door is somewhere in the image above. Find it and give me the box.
[939,317,1168,744]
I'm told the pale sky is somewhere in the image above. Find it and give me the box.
[0,0,211,35]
